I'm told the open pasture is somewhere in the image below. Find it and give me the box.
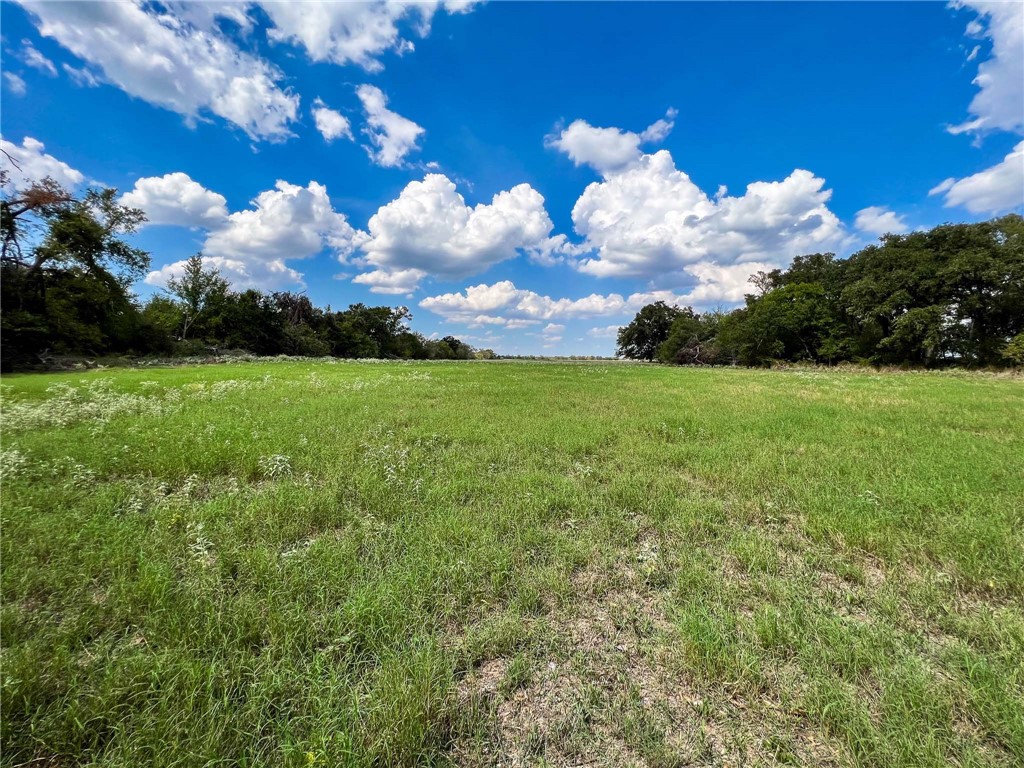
[1,361,1022,767]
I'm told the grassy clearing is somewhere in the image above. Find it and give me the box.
[1,360,1022,767]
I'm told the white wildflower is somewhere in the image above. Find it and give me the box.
[186,521,214,565]
[0,448,30,480]
[259,454,292,480]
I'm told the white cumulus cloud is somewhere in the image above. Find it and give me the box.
[146,256,305,294]
[929,140,1024,214]
[204,180,360,266]
[144,178,360,291]
[18,0,299,141]
[546,109,677,176]
[312,98,353,142]
[353,174,558,293]
[588,325,621,339]
[1,135,84,188]
[677,261,775,304]
[121,173,229,228]
[420,270,773,328]
[562,144,846,280]
[261,0,477,72]
[356,84,425,167]
[352,267,428,295]
[854,206,910,236]
[420,281,630,323]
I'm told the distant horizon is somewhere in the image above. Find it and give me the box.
[3,0,1022,356]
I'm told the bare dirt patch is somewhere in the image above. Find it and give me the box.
[451,541,847,767]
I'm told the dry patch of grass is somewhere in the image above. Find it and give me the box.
[453,539,848,768]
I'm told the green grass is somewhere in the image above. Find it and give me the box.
[1,360,1022,767]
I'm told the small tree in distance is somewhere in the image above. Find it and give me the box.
[166,253,228,340]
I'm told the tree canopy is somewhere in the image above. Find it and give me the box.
[617,215,1023,368]
[616,301,683,361]
[0,177,478,370]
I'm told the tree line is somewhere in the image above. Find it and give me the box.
[1,175,488,370]
[617,215,1024,368]
[3,173,1021,371]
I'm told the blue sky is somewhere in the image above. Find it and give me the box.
[2,1,1022,355]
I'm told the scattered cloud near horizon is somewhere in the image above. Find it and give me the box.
[854,206,910,236]
[929,141,1024,215]
[134,177,360,291]
[417,278,767,328]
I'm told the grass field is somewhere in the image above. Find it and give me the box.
[1,360,1022,767]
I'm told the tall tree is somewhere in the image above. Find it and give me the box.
[165,253,229,340]
[1,175,150,367]
[1,175,76,266]
[843,215,1023,365]
[32,188,148,282]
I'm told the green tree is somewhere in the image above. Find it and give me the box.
[617,301,682,360]
[657,307,699,364]
[342,303,413,357]
[441,335,473,359]
[30,188,148,281]
[392,331,428,359]
[218,291,287,355]
[1,176,152,368]
[843,215,1023,365]
[715,283,842,366]
[876,305,950,366]
[165,254,229,340]
[325,309,379,358]
[659,309,730,365]
[1,176,76,266]
[426,339,454,359]
[141,295,183,339]
[1002,333,1024,366]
